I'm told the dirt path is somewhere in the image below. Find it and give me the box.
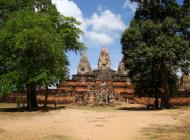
[0,106,185,140]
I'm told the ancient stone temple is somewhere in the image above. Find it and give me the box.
[58,48,134,104]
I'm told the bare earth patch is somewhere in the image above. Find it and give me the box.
[139,107,190,140]
[0,103,190,140]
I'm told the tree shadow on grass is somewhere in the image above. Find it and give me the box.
[116,107,161,111]
[116,105,181,111]
[41,105,67,112]
[0,105,66,112]
[0,107,25,112]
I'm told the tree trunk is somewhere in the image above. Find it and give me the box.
[31,85,38,109]
[154,94,159,109]
[160,62,171,109]
[43,85,48,111]
[27,84,32,111]
[26,84,38,111]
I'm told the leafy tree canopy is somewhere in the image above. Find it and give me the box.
[121,0,190,108]
[0,0,85,101]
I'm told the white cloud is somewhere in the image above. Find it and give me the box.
[51,0,83,21]
[123,0,138,13]
[85,8,126,46]
[86,9,126,33]
[86,31,114,46]
[51,0,126,46]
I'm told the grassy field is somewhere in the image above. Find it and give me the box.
[0,103,190,140]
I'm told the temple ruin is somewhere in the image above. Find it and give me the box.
[58,48,134,104]
[2,48,190,105]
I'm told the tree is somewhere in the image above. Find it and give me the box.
[0,0,85,111]
[121,0,190,109]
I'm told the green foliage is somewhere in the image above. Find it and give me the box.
[0,72,16,96]
[121,0,190,100]
[0,0,85,96]
[0,0,29,24]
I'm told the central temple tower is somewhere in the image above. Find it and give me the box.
[98,48,111,71]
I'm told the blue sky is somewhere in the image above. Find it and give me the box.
[51,0,138,76]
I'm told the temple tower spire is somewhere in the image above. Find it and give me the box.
[77,53,91,74]
[117,57,128,75]
[98,48,111,71]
